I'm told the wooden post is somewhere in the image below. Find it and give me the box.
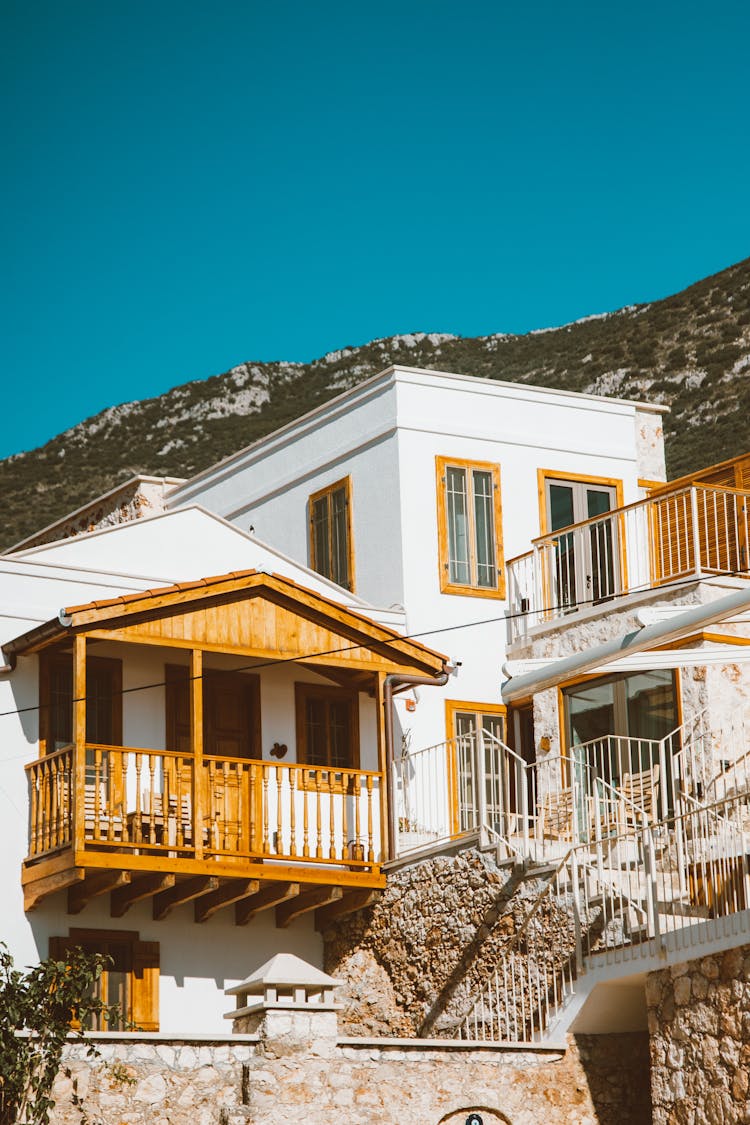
[191,649,204,860]
[374,672,389,863]
[72,635,87,854]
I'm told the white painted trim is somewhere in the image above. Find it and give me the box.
[170,364,667,504]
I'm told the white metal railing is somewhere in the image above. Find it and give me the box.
[459,789,750,1043]
[396,713,749,866]
[507,484,750,642]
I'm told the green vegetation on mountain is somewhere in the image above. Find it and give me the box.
[1,257,749,550]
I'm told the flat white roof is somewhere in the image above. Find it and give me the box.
[170,364,669,501]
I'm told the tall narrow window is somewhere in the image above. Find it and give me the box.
[436,457,504,597]
[308,477,354,591]
[48,929,160,1032]
[295,682,359,770]
[39,652,122,754]
[445,700,507,834]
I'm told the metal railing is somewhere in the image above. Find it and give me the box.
[507,484,750,641]
[459,788,750,1043]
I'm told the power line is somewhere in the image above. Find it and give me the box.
[0,568,747,726]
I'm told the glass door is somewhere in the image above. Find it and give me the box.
[547,479,619,610]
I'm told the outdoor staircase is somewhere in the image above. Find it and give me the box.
[458,775,750,1044]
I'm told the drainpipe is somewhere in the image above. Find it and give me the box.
[383,670,450,860]
[0,649,16,674]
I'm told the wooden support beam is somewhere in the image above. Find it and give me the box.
[24,867,85,912]
[111,874,176,918]
[67,870,131,915]
[191,648,204,861]
[152,876,219,921]
[314,889,379,932]
[72,635,86,853]
[276,885,343,929]
[234,882,300,926]
[194,879,260,923]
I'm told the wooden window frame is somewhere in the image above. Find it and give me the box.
[294,681,360,771]
[444,699,507,837]
[308,475,356,593]
[436,456,505,599]
[445,699,507,745]
[39,649,123,755]
[537,468,625,537]
[48,928,159,1032]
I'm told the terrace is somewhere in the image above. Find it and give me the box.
[507,478,750,644]
[11,568,449,925]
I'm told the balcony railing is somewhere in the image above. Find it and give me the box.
[507,483,750,642]
[26,743,383,873]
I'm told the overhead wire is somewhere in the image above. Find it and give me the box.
[0,566,747,726]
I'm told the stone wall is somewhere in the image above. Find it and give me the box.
[322,846,577,1038]
[48,1032,649,1125]
[646,943,750,1124]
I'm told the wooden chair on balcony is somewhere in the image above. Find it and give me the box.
[618,764,660,828]
[537,787,576,841]
[83,784,124,843]
[128,792,200,848]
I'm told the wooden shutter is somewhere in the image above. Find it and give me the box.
[48,935,68,962]
[131,940,160,1031]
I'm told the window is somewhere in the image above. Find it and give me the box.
[308,477,354,591]
[295,682,359,769]
[165,667,261,758]
[48,929,159,1031]
[446,700,507,834]
[436,457,504,597]
[538,470,624,609]
[39,652,122,753]
[562,670,679,810]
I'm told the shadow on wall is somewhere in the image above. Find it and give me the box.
[575,1032,653,1125]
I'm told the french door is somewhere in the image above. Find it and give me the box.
[546,479,620,610]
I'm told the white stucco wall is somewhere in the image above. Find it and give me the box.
[164,367,664,754]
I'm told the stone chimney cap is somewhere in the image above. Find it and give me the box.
[225,953,342,996]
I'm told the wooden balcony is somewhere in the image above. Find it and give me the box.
[24,742,385,923]
[10,567,450,926]
[507,481,750,642]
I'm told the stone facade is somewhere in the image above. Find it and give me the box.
[14,475,183,549]
[646,943,750,1124]
[48,1032,649,1125]
[323,846,571,1037]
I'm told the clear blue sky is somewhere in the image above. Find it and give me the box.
[3,0,749,459]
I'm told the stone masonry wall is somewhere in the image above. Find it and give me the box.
[48,1032,650,1125]
[646,943,750,1124]
[322,846,578,1038]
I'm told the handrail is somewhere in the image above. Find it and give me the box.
[529,483,750,548]
[24,743,74,770]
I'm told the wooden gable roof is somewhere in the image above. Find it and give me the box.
[5,568,447,677]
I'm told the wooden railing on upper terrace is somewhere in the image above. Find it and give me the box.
[26,743,382,873]
[506,483,750,642]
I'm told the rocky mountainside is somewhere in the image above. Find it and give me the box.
[2,257,749,551]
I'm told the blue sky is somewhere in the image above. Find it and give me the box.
[3,0,749,459]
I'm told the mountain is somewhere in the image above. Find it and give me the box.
[2,257,749,551]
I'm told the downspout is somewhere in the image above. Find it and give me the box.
[0,651,16,674]
[383,670,450,860]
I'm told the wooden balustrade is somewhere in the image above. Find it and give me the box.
[25,744,74,858]
[255,761,380,867]
[25,744,383,871]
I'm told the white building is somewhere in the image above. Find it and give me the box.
[3,363,750,1042]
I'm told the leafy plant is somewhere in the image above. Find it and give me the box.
[0,943,122,1125]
